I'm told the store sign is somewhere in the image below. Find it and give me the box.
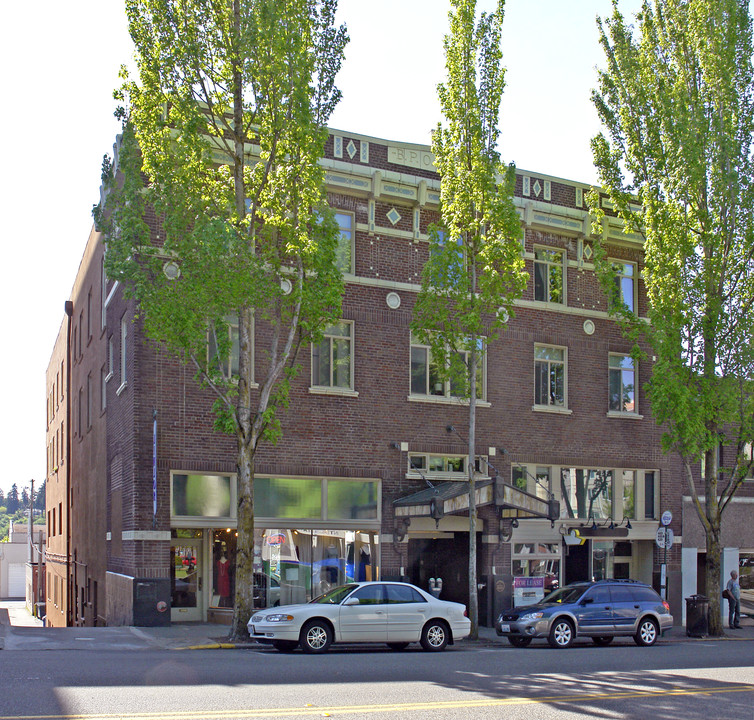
[266,534,286,546]
[513,576,545,607]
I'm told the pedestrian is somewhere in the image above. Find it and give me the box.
[726,570,741,629]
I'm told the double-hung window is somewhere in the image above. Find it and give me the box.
[312,321,353,390]
[410,333,484,400]
[208,314,241,379]
[611,260,636,312]
[534,248,564,304]
[608,354,636,413]
[534,345,566,408]
[335,212,354,274]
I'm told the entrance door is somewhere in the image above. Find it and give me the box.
[171,539,203,622]
[408,534,481,608]
[564,541,590,584]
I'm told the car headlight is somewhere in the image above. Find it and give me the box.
[264,614,295,622]
[520,611,544,621]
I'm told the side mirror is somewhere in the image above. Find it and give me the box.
[343,597,359,606]
[580,596,594,605]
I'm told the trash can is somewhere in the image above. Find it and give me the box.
[686,594,709,637]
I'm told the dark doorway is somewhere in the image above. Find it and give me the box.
[407,534,481,607]
[697,552,706,595]
[564,541,590,584]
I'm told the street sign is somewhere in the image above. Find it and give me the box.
[661,510,672,526]
[656,527,674,549]
[664,527,674,549]
[655,527,666,548]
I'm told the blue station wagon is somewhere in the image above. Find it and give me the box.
[495,579,673,648]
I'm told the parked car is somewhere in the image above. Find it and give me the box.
[495,579,673,648]
[248,581,471,653]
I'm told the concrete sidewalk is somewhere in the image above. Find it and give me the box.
[1,599,752,651]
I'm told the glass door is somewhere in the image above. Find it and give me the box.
[171,538,203,622]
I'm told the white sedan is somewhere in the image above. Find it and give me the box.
[248,581,471,653]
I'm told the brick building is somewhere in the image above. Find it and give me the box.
[46,127,709,628]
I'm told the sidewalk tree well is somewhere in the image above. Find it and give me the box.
[412,0,527,639]
[589,0,754,635]
[94,0,347,640]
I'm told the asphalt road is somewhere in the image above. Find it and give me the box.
[1,638,753,720]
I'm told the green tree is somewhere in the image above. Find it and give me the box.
[590,0,754,635]
[6,484,20,514]
[412,0,526,639]
[96,0,347,640]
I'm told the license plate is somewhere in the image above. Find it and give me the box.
[499,623,510,633]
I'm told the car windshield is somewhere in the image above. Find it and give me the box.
[310,584,359,605]
[541,585,586,604]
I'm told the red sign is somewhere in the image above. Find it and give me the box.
[266,534,285,546]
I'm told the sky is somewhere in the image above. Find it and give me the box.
[0,0,650,497]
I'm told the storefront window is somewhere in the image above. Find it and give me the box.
[211,529,237,609]
[255,478,322,519]
[327,480,378,520]
[250,528,379,608]
[740,552,754,590]
[560,468,613,519]
[621,470,636,519]
[593,541,614,580]
[511,542,561,605]
[172,474,232,518]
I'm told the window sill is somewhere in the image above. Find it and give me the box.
[606,411,644,420]
[408,394,491,408]
[116,381,128,396]
[309,386,359,398]
[531,405,572,415]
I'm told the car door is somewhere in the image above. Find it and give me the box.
[385,583,429,642]
[610,584,640,633]
[338,584,388,642]
[573,585,615,634]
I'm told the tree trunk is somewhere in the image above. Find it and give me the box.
[230,438,255,641]
[467,342,478,640]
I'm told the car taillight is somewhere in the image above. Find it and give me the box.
[464,607,468,618]
[662,601,670,612]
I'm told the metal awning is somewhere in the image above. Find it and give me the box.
[393,479,495,519]
[393,479,559,522]
[496,482,560,521]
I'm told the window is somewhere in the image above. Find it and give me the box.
[611,260,635,312]
[86,373,92,429]
[386,584,426,604]
[560,468,613,519]
[312,321,352,390]
[87,289,92,341]
[534,248,564,304]
[621,470,636,519]
[609,354,636,413]
[208,315,240,378]
[350,584,386,605]
[100,365,107,412]
[644,471,656,519]
[409,454,479,479]
[534,345,566,408]
[335,212,354,274]
[118,315,127,393]
[410,333,484,400]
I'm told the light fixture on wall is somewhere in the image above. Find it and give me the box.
[620,516,633,530]
[394,517,411,542]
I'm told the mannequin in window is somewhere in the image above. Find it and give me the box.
[216,553,231,607]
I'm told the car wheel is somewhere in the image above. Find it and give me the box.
[634,618,659,646]
[548,618,575,648]
[272,640,297,653]
[592,636,614,646]
[387,642,410,651]
[420,620,449,652]
[507,636,532,648]
[300,620,333,654]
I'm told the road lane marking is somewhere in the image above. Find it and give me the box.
[2,684,753,719]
